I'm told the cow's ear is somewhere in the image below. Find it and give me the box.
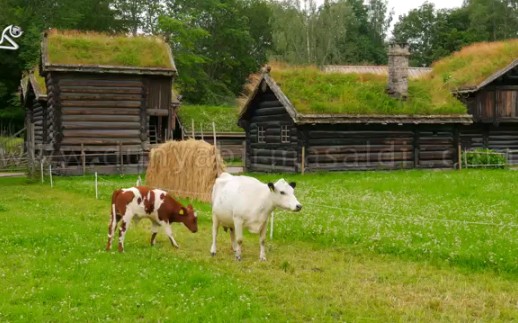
[289,182,296,189]
[268,182,275,192]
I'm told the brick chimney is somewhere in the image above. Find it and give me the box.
[386,42,410,99]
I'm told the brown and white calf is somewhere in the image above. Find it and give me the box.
[106,186,198,252]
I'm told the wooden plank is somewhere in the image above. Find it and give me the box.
[307,152,413,163]
[61,138,142,145]
[62,115,140,122]
[62,122,141,130]
[62,108,140,115]
[62,129,140,138]
[307,144,413,154]
[60,145,143,152]
[257,101,283,109]
[254,107,286,116]
[58,79,143,87]
[251,148,297,158]
[147,109,169,116]
[59,87,142,94]
[59,93,142,101]
[248,163,295,173]
[61,100,141,108]
[306,161,415,170]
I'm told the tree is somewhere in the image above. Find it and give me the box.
[159,0,272,104]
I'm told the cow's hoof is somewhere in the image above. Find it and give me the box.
[259,257,267,262]
[211,252,216,257]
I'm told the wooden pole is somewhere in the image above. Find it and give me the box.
[201,123,204,141]
[118,142,123,174]
[81,143,86,175]
[212,121,217,147]
[49,164,53,188]
[40,159,44,183]
[95,172,98,199]
[242,140,247,172]
[464,149,468,168]
[191,119,195,139]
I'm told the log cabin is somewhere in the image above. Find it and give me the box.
[22,29,178,174]
[239,40,518,172]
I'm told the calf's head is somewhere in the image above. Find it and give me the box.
[268,179,302,212]
[178,204,198,233]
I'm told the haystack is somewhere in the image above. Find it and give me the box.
[145,139,225,202]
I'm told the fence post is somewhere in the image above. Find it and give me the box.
[40,159,44,183]
[191,119,195,139]
[95,171,98,199]
[200,123,204,141]
[212,121,217,147]
[81,144,86,175]
[49,164,53,188]
[242,140,247,172]
[464,149,468,168]
[118,142,123,174]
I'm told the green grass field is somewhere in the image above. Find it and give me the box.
[1,170,517,321]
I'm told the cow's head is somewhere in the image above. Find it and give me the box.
[268,179,302,212]
[178,204,198,233]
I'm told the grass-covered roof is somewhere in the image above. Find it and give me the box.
[430,39,518,92]
[178,105,243,133]
[44,29,174,69]
[267,64,466,115]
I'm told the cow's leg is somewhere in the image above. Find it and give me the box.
[150,221,160,246]
[210,215,219,256]
[106,204,119,251]
[162,221,179,248]
[118,211,133,252]
[229,227,237,252]
[259,222,268,261]
[234,218,244,261]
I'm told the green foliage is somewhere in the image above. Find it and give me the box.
[46,30,173,68]
[159,0,271,105]
[462,148,506,168]
[270,65,466,115]
[178,105,243,133]
[393,0,518,67]
[0,136,23,153]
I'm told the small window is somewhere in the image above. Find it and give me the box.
[257,126,266,143]
[281,125,290,143]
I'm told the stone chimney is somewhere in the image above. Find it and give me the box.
[386,42,410,99]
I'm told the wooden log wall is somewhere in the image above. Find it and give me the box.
[305,126,415,171]
[196,133,245,160]
[469,88,518,122]
[460,124,518,165]
[245,90,298,172]
[416,128,455,168]
[53,73,145,152]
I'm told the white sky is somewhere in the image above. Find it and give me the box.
[388,0,465,24]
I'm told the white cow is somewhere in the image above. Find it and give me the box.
[210,172,302,261]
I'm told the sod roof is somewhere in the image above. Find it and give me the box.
[42,29,176,74]
[430,39,518,92]
[262,64,467,116]
[178,105,243,133]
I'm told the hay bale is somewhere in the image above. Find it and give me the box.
[145,139,225,202]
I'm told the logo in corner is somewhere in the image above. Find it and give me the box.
[0,25,23,51]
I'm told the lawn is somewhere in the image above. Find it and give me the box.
[0,170,517,321]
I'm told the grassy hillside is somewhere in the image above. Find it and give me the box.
[430,39,518,91]
[178,105,243,133]
[269,65,467,115]
[46,29,173,68]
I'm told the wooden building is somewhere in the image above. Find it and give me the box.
[456,58,518,162]
[239,40,518,172]
[239,73,472,172]
[23,29,178,174]
[21,70,48,157]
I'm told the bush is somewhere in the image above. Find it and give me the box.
[462,148,506,168]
